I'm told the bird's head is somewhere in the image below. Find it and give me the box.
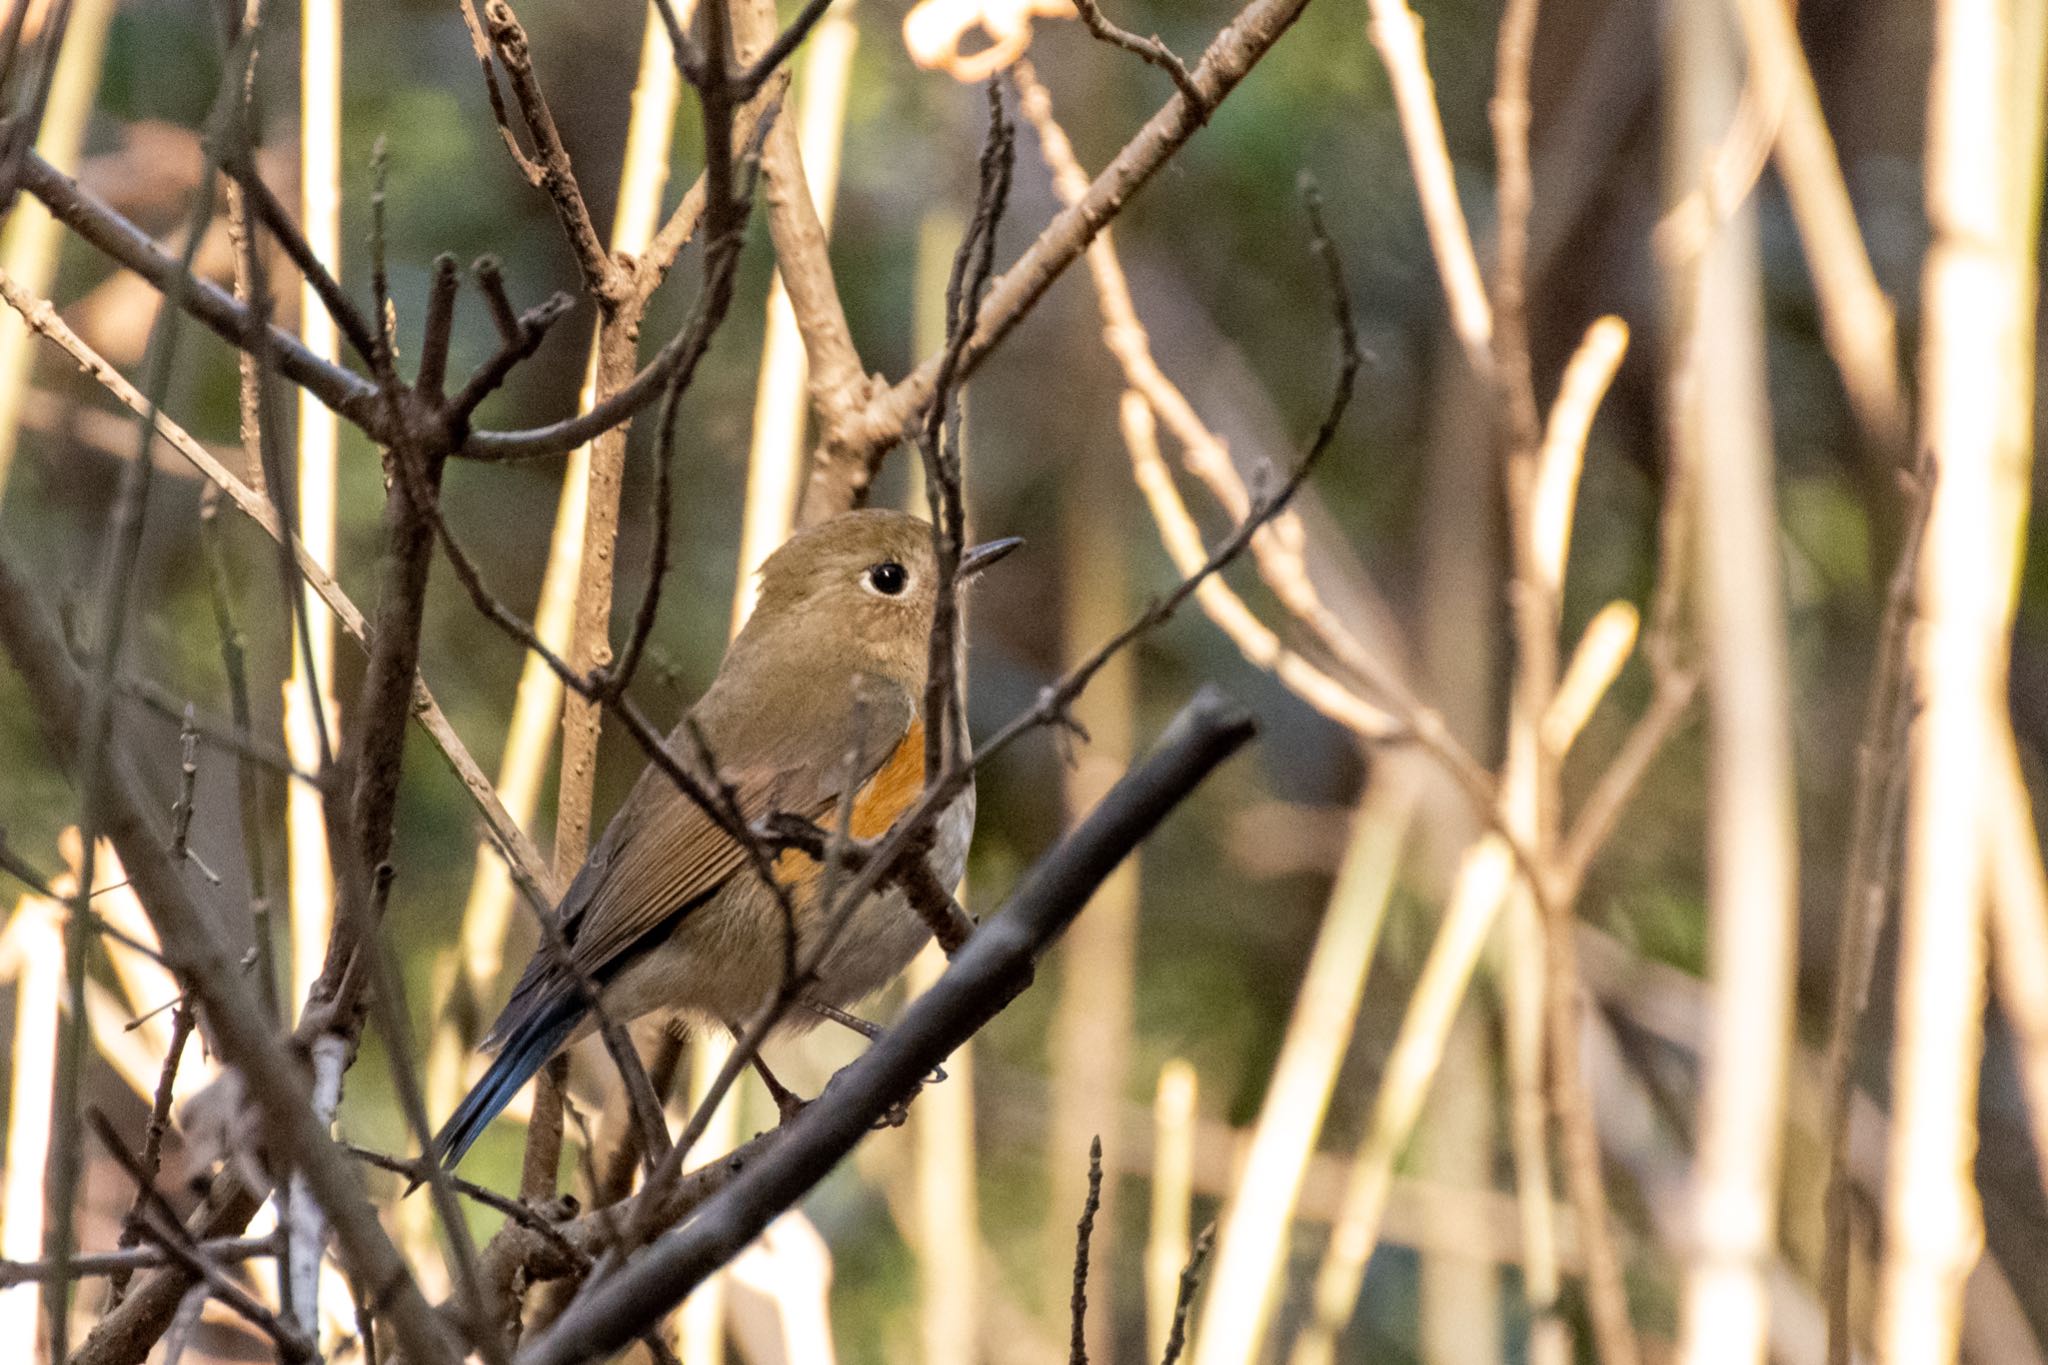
[742,509,1021,692]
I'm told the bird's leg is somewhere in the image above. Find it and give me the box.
[803,999,881,1040]
[803,999,947,1086]
[724,1021,810,1126]
[753,1056,809,1127]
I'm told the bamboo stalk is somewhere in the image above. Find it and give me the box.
[284,0,343,1019]
[1191,770,1419,1365]
[0,896,62,1354]
[1980,0,2048,1262]
[1987,730,2048,1193]
[907,940,982,1365]
[1045,394,1140,1363]
[1662,7,1800,1363]
[1146,1060,1196,1364]
[1877,0,2020,1357]
[0,0,117,499]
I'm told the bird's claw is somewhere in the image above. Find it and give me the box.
[872,1090,917,1130]
[774,1089,811,1127]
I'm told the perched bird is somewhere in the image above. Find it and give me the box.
[431,509,1020,1171]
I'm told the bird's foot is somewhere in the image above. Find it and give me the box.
[732,1030,812,1128]
[872,1087,918,1130]
[802,999,947,1088]
[772,1087,811,1128]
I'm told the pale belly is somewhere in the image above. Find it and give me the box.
[599,789,975,1030]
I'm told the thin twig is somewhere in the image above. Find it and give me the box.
[88,1109,315,1361]
[1818,461,1928,1364]
[729,0,841,99]
[221,152,382,367]
[166,706,200,863]
[1363,0,1493,376]
[0,1236,277,1287]
[119,674,315,785]
[1069,1136,1105,1365]
[919,79,1013,791]
[1070,0,1206,117]
[475,0,616,297]
[1159,1224,1216,1365]
[108,1004,196,1305]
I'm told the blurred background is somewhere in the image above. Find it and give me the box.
[0,0,2042,1361]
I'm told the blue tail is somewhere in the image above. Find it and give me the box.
[430,996,584,1173]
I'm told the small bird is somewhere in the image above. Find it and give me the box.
[431,509,1020,1171]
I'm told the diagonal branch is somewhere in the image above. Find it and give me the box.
[516,689,1257,1365]
[16,151,382,426]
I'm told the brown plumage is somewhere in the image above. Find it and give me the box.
[432,510,1017,1168]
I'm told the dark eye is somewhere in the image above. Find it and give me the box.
[866,561,908,596]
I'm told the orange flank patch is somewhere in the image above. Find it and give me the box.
[770,720,926,896]
[850,718,926,839]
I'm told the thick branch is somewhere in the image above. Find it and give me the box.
[517,689,1256,1365]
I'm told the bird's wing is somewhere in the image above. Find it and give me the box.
[533,687,921,996]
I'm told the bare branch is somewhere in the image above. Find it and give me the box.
[1159,1224,1215,1365]
[0,545,461,1365]
[16,151,382,427]
[517,689,1257,1365]
[1070,0,1205,117]
[1069,1136,1104,1365]
[474,0,617,298]
[87,1110,316,1362]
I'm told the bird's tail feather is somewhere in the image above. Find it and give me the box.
[429,997,583,1175]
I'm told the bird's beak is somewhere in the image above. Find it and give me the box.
[960,535,1024,579]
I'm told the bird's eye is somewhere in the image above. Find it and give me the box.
[865,561,909,596]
